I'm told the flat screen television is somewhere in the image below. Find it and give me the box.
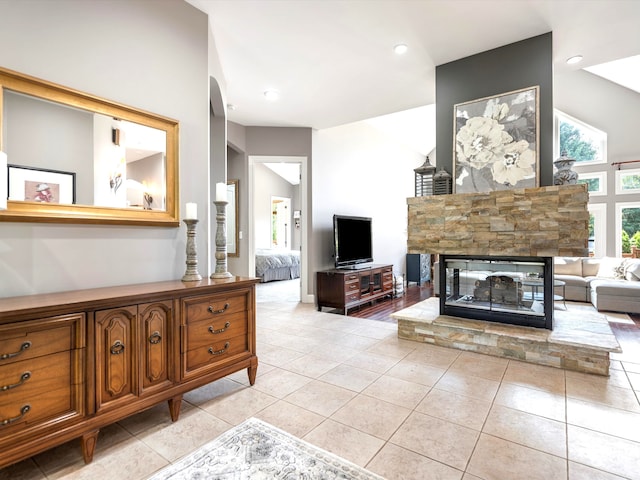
[333,214,373,269]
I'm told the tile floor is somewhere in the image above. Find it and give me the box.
[2,280,640,480]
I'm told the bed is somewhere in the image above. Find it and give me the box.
[255,249,301,282]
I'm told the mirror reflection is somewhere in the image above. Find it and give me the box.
[4,90,166,211]
[0,66,179,226]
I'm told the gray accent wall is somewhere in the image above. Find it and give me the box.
[436,33,554,187]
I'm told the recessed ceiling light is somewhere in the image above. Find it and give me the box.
[394,44,408,55]
[566,55,583,65]
[264,90,279,101]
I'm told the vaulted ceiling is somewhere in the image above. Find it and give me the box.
[186,0,640,131]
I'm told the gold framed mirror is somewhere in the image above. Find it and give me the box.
[0,66,179,226]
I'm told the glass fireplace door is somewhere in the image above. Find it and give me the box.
[440,256,553,329]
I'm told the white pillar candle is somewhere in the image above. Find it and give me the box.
[185,202,197,220]
[0,151,7,210]
[215,182,227,202]
[0,152,9,210]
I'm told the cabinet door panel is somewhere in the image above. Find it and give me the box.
[139,301,172,393]
[95,306,137,410]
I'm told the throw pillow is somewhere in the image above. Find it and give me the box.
[624,259,640,281]
[554,257,582,276]
[596,257,624,279]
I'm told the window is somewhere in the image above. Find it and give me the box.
[615,202,640,256]
[588,203,606,257]
[578,172,607,196]
[555,110,607,165]
[615,168,640,195]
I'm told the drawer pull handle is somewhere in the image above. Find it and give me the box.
[208,342,230,356]
[208,322,231,335]
[1,371,31,391]
[148,331,162,344]
[1,404,31,427]
[110,341,125,355]
[208,303,230,315]
[1,341,32,361]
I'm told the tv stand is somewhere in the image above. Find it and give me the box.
[316,264,393,315]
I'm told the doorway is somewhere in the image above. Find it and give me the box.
[248,155,310,303]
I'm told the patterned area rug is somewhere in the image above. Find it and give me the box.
[147,417,384,479]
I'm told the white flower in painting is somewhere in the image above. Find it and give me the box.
[491,140,536,186]
[456,167,469,185]
[483,99,509,121]
[456,116,512,169]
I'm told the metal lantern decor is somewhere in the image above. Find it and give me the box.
[434,168,453,195]
[414,156,436,196]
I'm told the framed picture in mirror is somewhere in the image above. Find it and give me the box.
[8,164,76,204]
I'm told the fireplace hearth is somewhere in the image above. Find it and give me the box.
[439,255,553,329]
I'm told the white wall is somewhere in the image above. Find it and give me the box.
[555,69,640,256]
[312,121,426,280]
[0,0,212,297]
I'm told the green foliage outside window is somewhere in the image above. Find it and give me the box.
[578,177,600,192]
[622,231,631,253]
[632,231,640,248]
[622,173,640,190]
[559,122,598,162]
[622,207,640,238]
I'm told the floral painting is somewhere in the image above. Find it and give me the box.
[453,86,539,193]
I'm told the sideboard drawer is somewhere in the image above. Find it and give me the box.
[0,351,71,408]
[184,292,247,323]
[0,322,77,366]
[0,384,72,432]
[185,334,249,372]
[185,312,248,352]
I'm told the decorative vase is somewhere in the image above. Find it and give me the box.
[553,151,578,185]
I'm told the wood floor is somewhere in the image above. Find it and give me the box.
[347,282,434,322]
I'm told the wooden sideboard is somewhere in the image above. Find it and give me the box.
[0,277,259,469]
[316,264,393,314]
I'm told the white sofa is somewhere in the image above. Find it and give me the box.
[554,257,640,314]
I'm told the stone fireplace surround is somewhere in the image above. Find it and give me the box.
[397,184,623,375]
[407,184,589,328]
[407,184,589,259]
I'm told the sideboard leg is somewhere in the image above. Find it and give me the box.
[248,364,257,385]
[168,395,182,422]
[81,429,100,464]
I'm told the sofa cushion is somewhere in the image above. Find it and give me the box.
[582,257,601,277]
[590,278,640,298]
[554,257,582,276]
[554,274,589,289]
